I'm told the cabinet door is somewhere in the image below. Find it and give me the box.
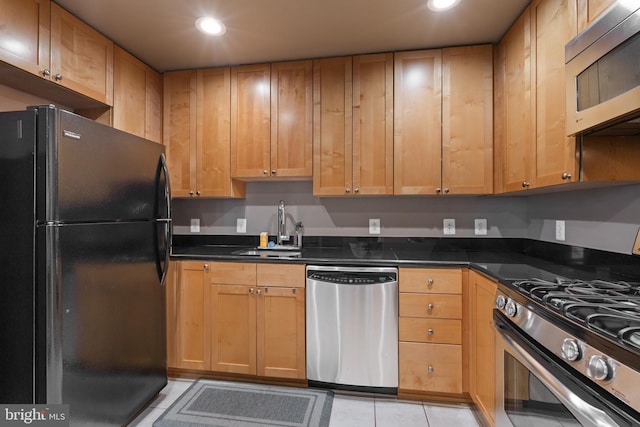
[50,3,113,105]
[394,50,442,195]
[113,46,161,142]
[497,8,534,192]
[577,0,617,32]
[270,60,313,178]
[174,262,211,370]
[231,63,271,178]
[312,56,353,196]
[210,284,257,375]
[399,342,462,394]
[257,286,305,379]
[163,70,197,197]
[353,53,393,195]
[531,0,577,188]
[470,272,497,425]
[198,68,245,197]
[0,0,50,77]
[442,45,494,195]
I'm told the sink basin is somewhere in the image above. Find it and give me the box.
[233,248,302,258]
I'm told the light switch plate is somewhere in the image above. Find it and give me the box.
[190,218,200,233]
[633,228,640,255]
[555,220,565,241]
[237,218,247,233]
[369,219,381,235]
[443,219,456,235]
[474,219,487,236]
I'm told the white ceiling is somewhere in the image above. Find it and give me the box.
[54,0,531,72]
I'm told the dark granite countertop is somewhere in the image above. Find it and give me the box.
[171,236,640,285]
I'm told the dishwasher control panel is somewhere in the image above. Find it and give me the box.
[307,271,396,284]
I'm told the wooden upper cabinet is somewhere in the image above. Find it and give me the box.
[496,7,533,192]
[231,63,271,178]
[270,60,313,178]
[577,0,617,33]
[113,46,161,142]
[442,45,493,194]
[352,53,394,195]
[164,69,245,198]
[50,2,113,105]
[164,70,197,197]
[394,50,442,195]
[0,0,50,77]
[531,0,577,188]
[313,56,353,196]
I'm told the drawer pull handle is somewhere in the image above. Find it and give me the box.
[427,303,434,311]
[427,329,434,335]
[427,278,434,286]
[428,365,434,373]
[249,288,254,294]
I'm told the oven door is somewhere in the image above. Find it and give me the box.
[494,311,638,427]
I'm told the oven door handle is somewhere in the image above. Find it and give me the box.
[495,322,619,427]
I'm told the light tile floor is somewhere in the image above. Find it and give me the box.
[128,379,482,427]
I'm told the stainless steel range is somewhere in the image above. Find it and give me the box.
[494,277,640,426]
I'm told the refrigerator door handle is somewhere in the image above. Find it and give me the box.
[157,153,172,287]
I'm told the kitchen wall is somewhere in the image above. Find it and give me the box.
[173,181,640,255]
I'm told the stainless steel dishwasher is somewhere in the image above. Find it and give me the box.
[306,265,398,393]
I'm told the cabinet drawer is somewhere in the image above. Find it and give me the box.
[399,342,462,394]
[399,268,462,294]
[399,294,462,319]
[210,262,256,285]
[399,318,461,344]
[257,263,305,288]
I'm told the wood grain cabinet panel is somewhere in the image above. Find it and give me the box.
[113,45,161,142]
[399,318,462,345]
[50,2,113,105]
[577,0,617,32]
[399,268,462,294]
[400,294,462,319]
[399,342,463,394]
[0,0,50,77]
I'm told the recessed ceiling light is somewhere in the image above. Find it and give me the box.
[427,0,462,11]
[195,16,226,36]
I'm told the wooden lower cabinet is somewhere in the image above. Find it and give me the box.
[209,262,306,380]
[399,342,463,394]
[469,270,498,425]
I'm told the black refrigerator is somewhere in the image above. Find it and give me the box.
[0,106,171,426]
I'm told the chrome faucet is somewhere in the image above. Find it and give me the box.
[277,200,288,246]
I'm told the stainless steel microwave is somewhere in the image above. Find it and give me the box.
[565,1,640,136]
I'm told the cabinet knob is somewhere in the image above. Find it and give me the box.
[354,188,359,193]
[562,172,572,180]
[522,181,530,188]
[203,264,209,270]
[42,69,51,77]
[263,170,268,175]
[196,190,201,196]
[436,187,441,193]
[249,288,254,294]
[189,191,194,196]
[264,287,268,293]
[345,188,351,193]
[292,287,296,294]
[257,289,261,295]
[427,328,434,335]
[54,74,62,81]
[427,303,434,311]
[428,365,434,373]
[271,170,277,174]
[427,278,434,286]
[444,188,450,194]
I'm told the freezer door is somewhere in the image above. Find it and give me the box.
[36,106,167,223]
[41,221,167,426]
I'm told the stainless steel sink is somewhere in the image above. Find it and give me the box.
[233,248,302,258]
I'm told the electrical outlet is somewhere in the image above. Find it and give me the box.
[475,219,488,236]
[236,218,247,233]
[555,220,565,241]
[369,218,381,235]
[443,219,456,235]
[633,228,640,255]
[190,218,200,233]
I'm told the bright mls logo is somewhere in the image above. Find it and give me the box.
[0,405,69,426]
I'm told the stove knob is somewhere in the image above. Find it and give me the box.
[587,356,613,381]
[561,339,581,361]
[495,294,506,309]
[505,300,518,317]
